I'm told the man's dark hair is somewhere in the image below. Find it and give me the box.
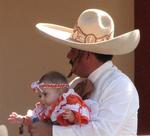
[39,71,68,85]
[94,53,113,63]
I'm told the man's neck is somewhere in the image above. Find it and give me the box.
[86,61,104,77]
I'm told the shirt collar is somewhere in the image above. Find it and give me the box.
[88,61,113,83]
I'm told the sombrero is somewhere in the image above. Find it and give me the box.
[36,9,140,55]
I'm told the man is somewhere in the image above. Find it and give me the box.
[29,9,140,136]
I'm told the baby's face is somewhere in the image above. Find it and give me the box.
[37,88,60,106]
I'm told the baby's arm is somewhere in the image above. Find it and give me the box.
[63,109,75,123]
[8,102,45,126]
[8,112,32,126]
[63,93,90,125]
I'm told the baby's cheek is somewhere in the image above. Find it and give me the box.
[47,96,53,102]
[47,95,57,103]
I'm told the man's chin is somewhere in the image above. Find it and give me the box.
[67,64,84,78]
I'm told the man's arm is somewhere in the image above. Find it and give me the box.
[29,77,139,136]
[52,77,139,136]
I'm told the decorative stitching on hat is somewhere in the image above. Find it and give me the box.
[71,25,112,43]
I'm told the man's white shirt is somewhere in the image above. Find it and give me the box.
[53,61,139,136]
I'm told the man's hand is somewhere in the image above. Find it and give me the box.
[74,79,94,99]
[28,121,52,136]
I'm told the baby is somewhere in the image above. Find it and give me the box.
[8,71,93,127]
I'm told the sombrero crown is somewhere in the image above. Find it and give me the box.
[36,9,140,55]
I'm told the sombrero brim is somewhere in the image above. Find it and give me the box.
[36,23,140,55]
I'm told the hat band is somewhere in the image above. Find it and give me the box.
[71,25,113,43]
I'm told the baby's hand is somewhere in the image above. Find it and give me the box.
[8,112,24,124]
[63,109,75,123]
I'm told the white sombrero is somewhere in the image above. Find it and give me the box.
[36,9,140,55]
